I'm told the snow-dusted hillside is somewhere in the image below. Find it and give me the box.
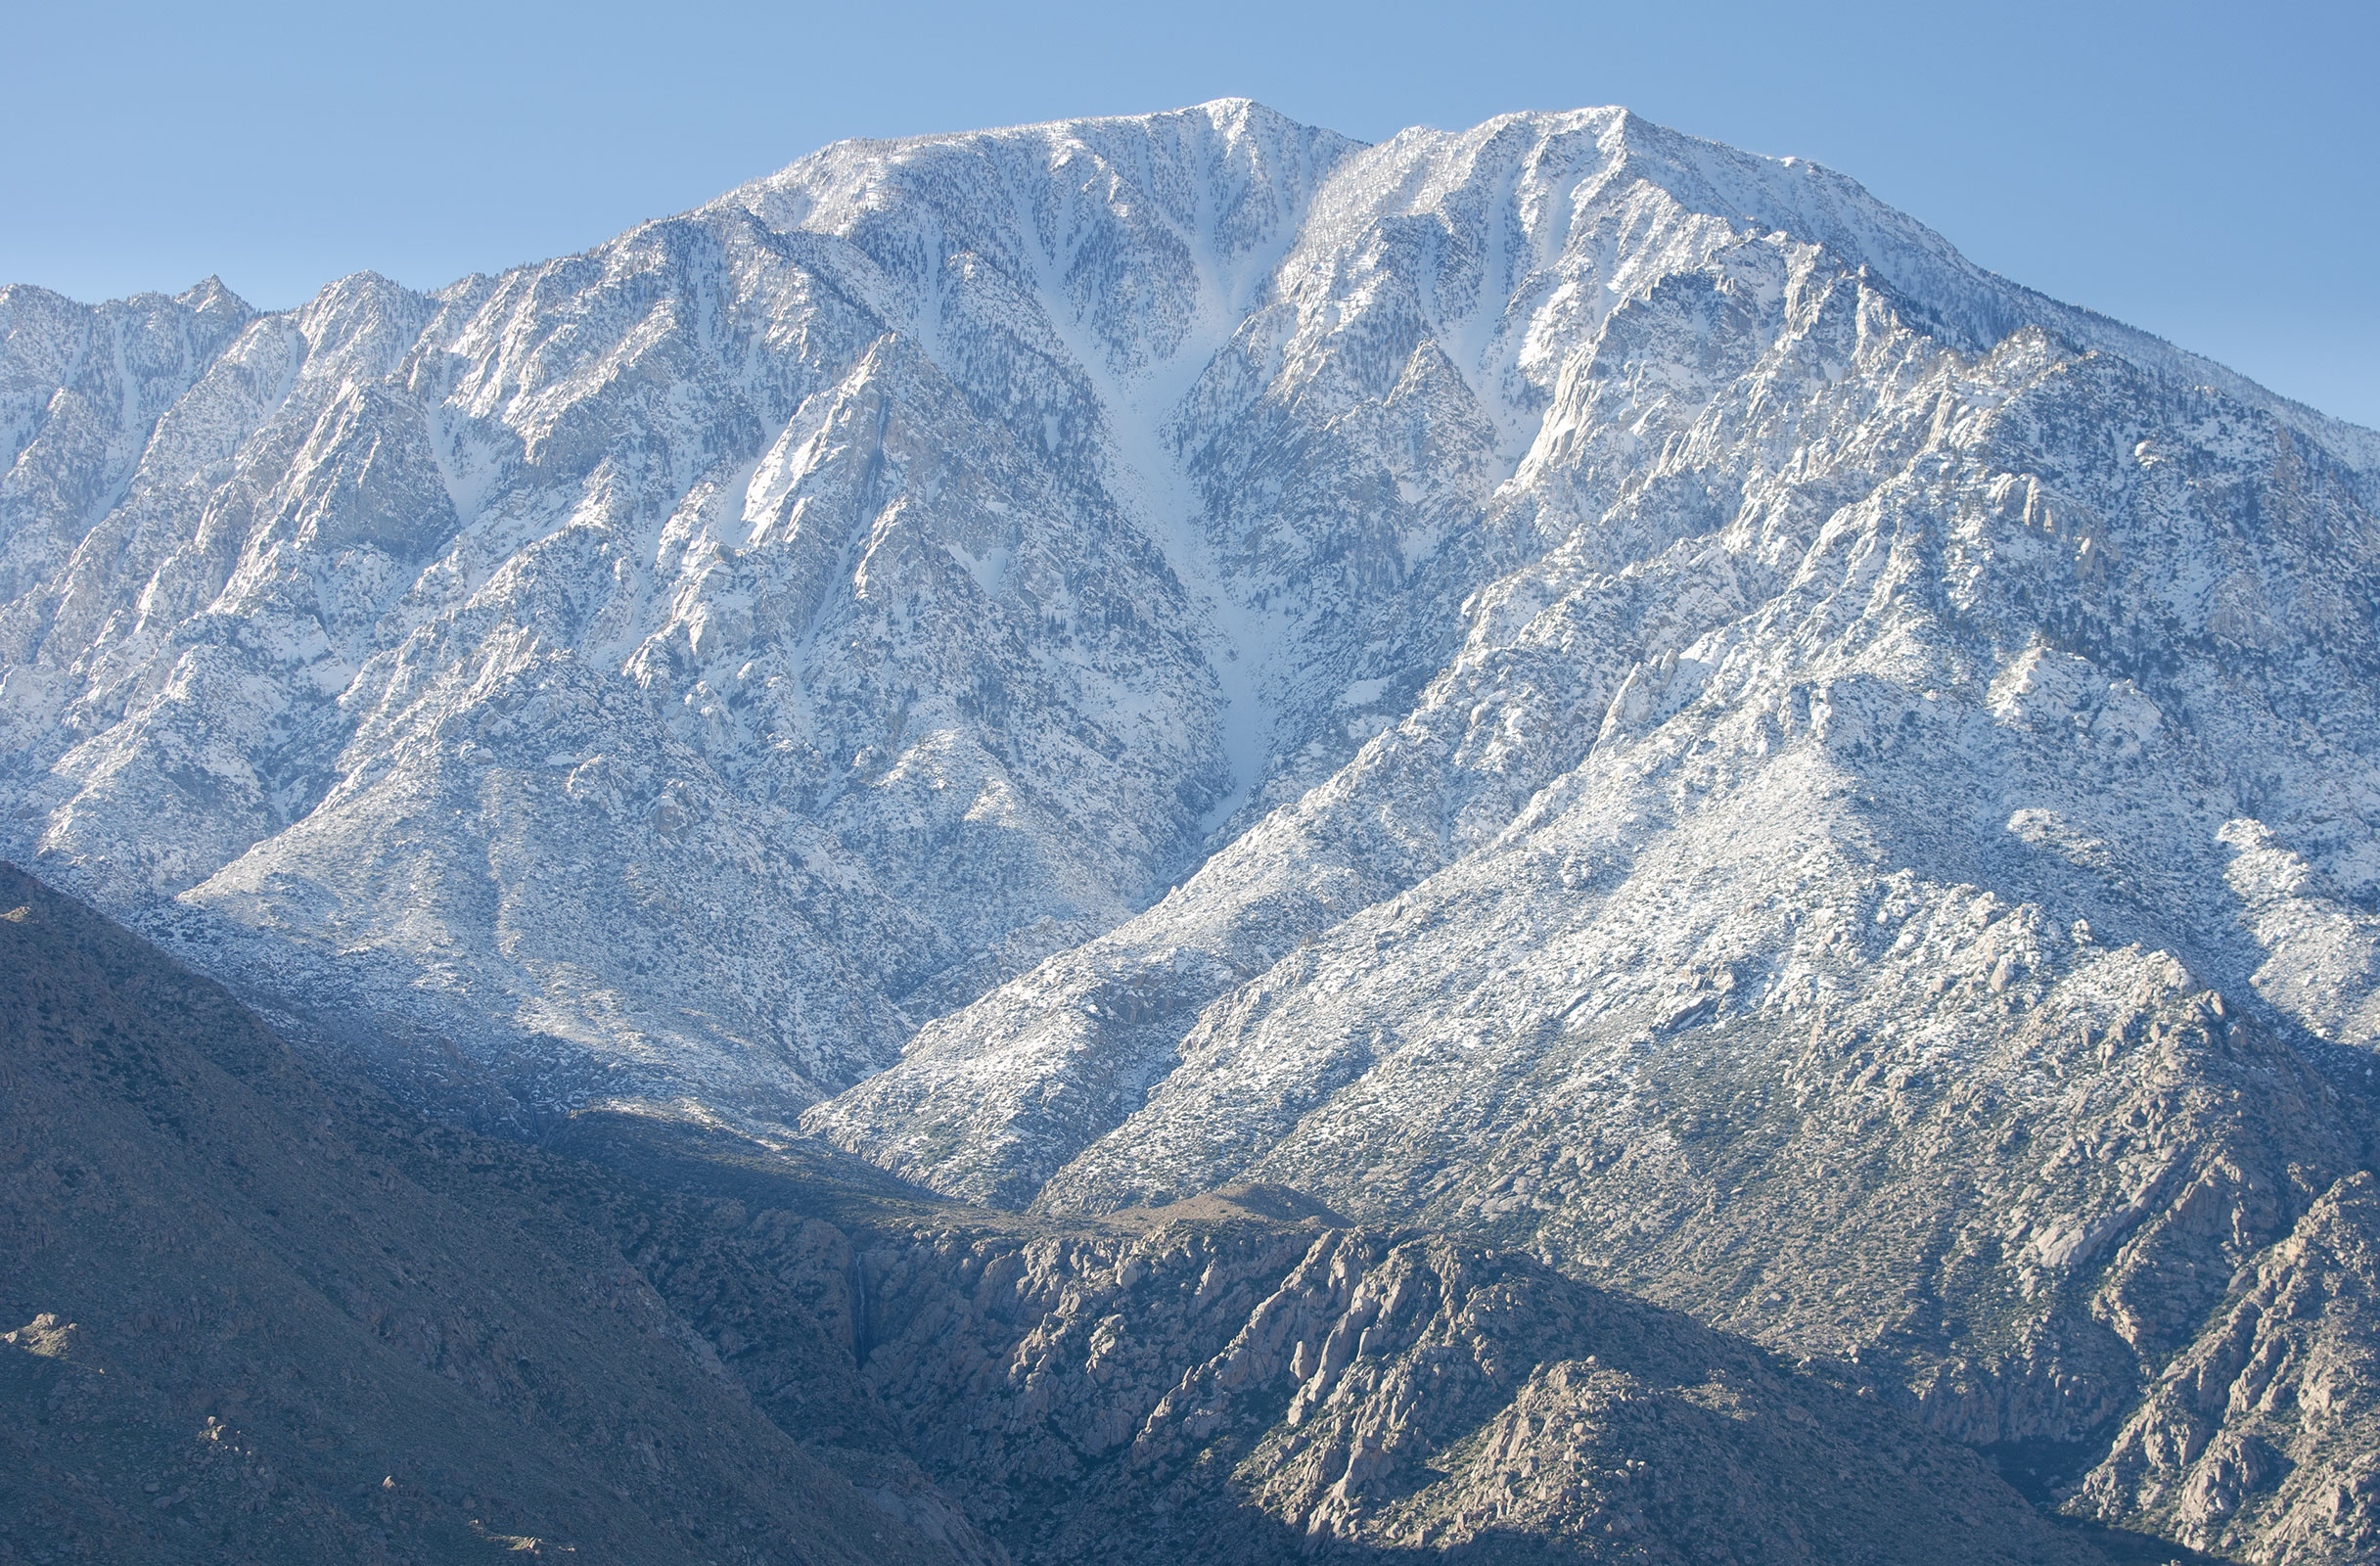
[7,99,2380,1561]
[0,103,1372,1115]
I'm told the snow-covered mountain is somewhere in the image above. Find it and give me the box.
[7,99,2380,1560]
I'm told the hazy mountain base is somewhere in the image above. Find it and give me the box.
[6,862,2138,1566]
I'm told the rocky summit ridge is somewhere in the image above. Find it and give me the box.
[4,99,2380,1563]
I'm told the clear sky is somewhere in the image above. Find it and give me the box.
[8,0,2373,427]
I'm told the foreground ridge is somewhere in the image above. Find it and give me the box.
[1,864,2110,1563]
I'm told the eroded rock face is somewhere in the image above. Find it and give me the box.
[1056,942,2360,1440]
[2077,1171,2380,1562]
[626,1189,2102,1566]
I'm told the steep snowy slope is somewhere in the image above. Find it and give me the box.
[798,108,2380,1563]
[0,103,1374,1115]
[813,111,2380,1222]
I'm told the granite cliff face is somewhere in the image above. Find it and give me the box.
[6,99,2380,1563]
[832,1214,2104,1565]
[2077,1171,2380,1561]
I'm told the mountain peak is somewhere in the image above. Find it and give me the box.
[5,100,2379,1566]
[174,272,251,318]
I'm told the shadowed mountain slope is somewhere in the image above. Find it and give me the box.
[0,861,990,1565]
[0,865,2131,1564]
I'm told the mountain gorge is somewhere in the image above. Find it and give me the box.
[4,99,2379,1563]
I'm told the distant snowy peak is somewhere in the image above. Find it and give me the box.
[719,99,1363,386]
[1298,104,2376,473]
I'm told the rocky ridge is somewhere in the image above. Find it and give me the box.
[839,1212,2105,1564]
[2077,1171,2380,1561]
[544,1110,2125,1566]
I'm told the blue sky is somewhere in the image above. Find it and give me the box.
[8,0,2372,426]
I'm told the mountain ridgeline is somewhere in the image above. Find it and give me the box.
[4,100,2379,1563]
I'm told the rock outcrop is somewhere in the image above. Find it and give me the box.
[2078,1171,2380,1562]
[3,868,2109,1564]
